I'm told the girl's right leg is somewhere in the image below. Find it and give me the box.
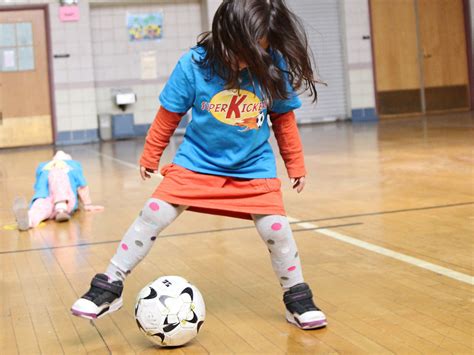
[71,198,186,320]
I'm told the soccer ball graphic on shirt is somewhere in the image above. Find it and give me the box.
[135,276,206,347]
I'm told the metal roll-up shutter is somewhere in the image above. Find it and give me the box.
[287,0,348,123]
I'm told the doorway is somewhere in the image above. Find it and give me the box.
[370,0,470,117]
[0,7,53,148]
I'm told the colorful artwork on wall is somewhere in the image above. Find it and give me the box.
[127,13,163,42]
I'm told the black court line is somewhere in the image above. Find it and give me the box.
[50,200,469,246]
[293,201,474,224]
[0,222,362,255]
[1,201,469,256]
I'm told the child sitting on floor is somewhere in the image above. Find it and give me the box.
[13,150,103,230]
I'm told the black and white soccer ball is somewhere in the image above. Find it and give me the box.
[135,276,205,347]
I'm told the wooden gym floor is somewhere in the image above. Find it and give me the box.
[0,112,473,354]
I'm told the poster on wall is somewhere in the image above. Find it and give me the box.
[127,13,163,42]
[59,0,80,22]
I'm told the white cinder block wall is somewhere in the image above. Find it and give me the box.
[342,0,377,121]
[202,0,220,28]
[91,1,202,135]
[50,1,98,144]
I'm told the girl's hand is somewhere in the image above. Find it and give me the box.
[140,166,158,180]
[291,176,306,193]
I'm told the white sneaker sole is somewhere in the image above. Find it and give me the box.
[71,297,123,320]
[55,210,71,223]
[286,310,327,330]
[13,197,29,231]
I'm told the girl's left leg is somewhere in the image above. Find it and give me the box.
[28,197,55,228]
[252,214,327,329]
[13,196,54,230]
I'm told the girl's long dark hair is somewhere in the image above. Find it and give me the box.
[196,0,318,106]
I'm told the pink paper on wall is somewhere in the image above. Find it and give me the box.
[59,5,80,22]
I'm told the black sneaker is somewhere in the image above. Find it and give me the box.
[71,273,123,320]
[284,283,327,329]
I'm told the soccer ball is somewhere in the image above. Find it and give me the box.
[135,276,205,347]
[256,111,267,128]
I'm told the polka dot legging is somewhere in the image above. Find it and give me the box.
[252,214,304,289]
[106,198,187,281]
[106,198,304,290]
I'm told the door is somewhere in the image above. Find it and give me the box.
[418,0,470,111]
[371,0,422,115]
[0,8,53,148]
[370,0,470,116]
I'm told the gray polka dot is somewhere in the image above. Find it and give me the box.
[135,240,144,247]
[126,270,131,275]
[267,248,272,254]
[151,236,157,241]
[267,239,275,245]
[280,276,289,281]
[116,271,122,277]
[294,252,299,258]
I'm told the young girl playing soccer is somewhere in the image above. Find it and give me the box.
[72,0,327,330]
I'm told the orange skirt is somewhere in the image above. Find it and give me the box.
[152,163,286,220]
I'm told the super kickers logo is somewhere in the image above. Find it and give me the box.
[201,89,268,131]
